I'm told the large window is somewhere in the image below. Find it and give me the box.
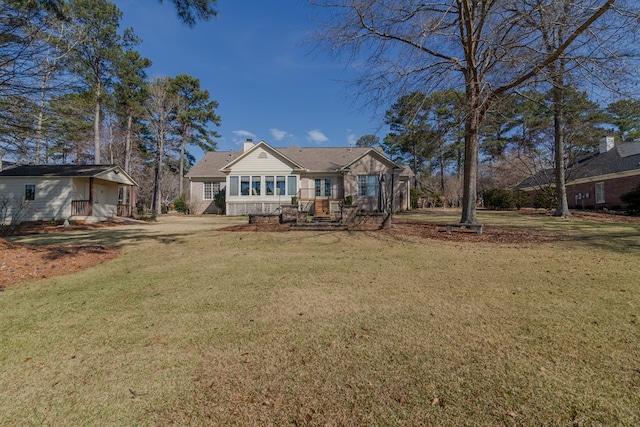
[229,176,239,196]
[276,176,286,195]
[251,176,261,195]
[241,176,250,195]
[229,175,297,196]
[358,175,379,197]
[265,176,274,195]
[287,176,297,196]
[595,182,605,204]
[203,182,220,200]
[25,184,35,201]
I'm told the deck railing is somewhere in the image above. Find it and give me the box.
[71,200,90,216]
[297,187,344,201]
[117,204,129,217]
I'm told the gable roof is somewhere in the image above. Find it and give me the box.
[187,141,413,178]
[186,151,242,179]
[0,164,137,186]
[221,141,305,172]
[516,142,640,189]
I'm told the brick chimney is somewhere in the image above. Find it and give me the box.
[599,136,615,154]
[243,138,254,152]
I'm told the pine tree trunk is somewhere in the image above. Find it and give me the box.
[94,83,101,164]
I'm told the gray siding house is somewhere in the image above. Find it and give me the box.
[0,164,137,224]
[186,140,413,216]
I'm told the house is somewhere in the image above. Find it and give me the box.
[516,137,640,209]
[0,164,137,224]
[186,139,414,216]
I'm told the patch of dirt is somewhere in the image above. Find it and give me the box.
[222,223,292,232]
[222,221,559,243]
[0,239,118,288]
[0,221,124,289]
[385,221,561,243]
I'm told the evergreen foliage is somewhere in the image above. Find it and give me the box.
[620,184,640,214]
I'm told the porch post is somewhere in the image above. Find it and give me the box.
[130,186,136,217]
[88,177,94,216]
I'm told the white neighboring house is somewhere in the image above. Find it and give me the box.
[186,139,414,216]
[0,164,137,224]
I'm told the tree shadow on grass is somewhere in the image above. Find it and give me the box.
[4,223,191,249]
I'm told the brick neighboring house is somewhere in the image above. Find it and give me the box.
[516,137,640,209]
[186,139,414,216]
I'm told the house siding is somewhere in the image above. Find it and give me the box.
[0,176,75,222]
[522,174,640,209]
[186,141,413,216]
[220,145,301,215]
[346,156,411,212]
[188,179,226,214]
[567,175,640,209]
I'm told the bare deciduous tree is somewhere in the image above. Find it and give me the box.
[311,0,620,224]
[145,76,178,217]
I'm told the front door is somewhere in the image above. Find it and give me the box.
[314,178,332,216]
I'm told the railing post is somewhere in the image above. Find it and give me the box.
[88,177,94,216]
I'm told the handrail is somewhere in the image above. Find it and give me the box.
[71,200,90,216]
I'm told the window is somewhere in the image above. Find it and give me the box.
[229,176,239,196]
[230,175,297,197]
[287,176,297,196]
[265,176,274,195]
[251,176,261,195]
[25,184,35,201]
[276,176,285,195]
[240,176,250,195]
[595,182,605,204]
[203,182,220,200]
[358,175,379,197]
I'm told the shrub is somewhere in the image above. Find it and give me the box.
[410,188,421,209]
[0,192,32,232]
[483,188,516,210]
[214,188,226,214]
[513,189,530,209]
[174,195,189,214]
[428,191,444,207]
[620,184,640,214]
[343,195,353,206]
[534,186,556,209]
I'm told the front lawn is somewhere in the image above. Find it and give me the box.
[1,211,638,426]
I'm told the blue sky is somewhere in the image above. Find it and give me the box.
[114,0,385,161]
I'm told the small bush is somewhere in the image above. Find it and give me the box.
[483,188,516,210]
[214,188,226,214]
[427,191,444,207]
[513,189,530,209]
[174,195,189,214]
[410,188,421,209]
[620,184,640,214]
[534,186,556,209]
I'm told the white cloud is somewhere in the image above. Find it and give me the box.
[269,128,291,141]
[347,133,357,147]
[232,130,257,145]
[307,129,329,143]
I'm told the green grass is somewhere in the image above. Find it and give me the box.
[1,211,639,426]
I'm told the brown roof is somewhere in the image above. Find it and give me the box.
[516,142,640,189]
[186,151,242,178]
[187,143,412,178]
